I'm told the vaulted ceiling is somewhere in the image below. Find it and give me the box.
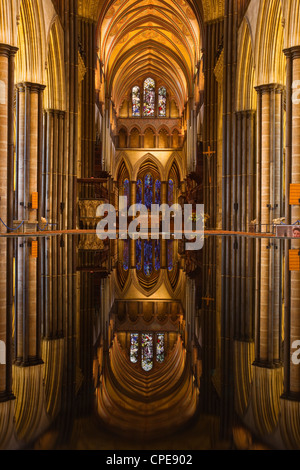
[78,0,207,115]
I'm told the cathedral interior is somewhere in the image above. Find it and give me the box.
[1,0,300,452]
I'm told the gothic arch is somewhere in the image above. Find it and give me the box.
[45,18,66,111]
[255,0,286,86]
[114,151,133,181]
[236,18,256,111]
[165,152,185,183]
[133,153,164,181]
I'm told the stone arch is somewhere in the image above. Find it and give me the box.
[236,18,256,111]
[133,153,164,181]
[45,18,66,111]
[144,127,156,149]
[255,0,286,86]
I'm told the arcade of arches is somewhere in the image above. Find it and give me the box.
[1,0,300,451]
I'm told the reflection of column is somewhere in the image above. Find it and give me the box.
[15,239,42,367]
[283,47,300,398]
[16,82,45,226]
[161,181,168,205]
[254,84,284,366]
[0,43,17,401]
[44,110,65,229]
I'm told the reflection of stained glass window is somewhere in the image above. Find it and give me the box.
[156,334,165,363]
[144,78,155,117]
[124,178,130,206]
[130,333,139,364]
[168,240,174,272]
[132,86,141,116]
[136,239,142,271]
[144,240,153,277]
[144,174,153,209]
[141,334,153,371]
[136,179,143,205]
[155,240,160,271]
[158,87,167,117]
[155,180,161,205]
[168,179,174,206]
[123,240,129,271]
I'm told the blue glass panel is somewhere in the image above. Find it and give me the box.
[136,179,143,205]
[167,240,174,272]
[124,178,130,207]
[144,240,153,277]
[168,179,174,206]
[155,180,161,205]
[141,334,153,371]
[136,239,142,271]
[123,240,129,271]
[144,174,153,209]
[130,333,139,364]
[155,240,160,271]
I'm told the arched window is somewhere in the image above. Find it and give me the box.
[130,333,139,364]
[156,334,165,363]
[167,239,174,272]
[143,78,156,117]
[136,240,161,275]
[123,178,130,204]
[123,239,129,272]
[168,179,174,206]
[136,173,161,208]
[158,86,167,117]
[155,180,161,205]
[129,333,165,371]
[142,334,154,371]
[132,86,141,116]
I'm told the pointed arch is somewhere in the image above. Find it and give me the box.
[255,0,285,86]
[236,18,256,111]
[45,17,66,111]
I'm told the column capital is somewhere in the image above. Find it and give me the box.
[0,43,18,58]
[16,82,46,94]
[283,45,300,60]
[255,83,285,95]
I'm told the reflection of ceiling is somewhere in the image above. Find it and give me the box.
[92,0,203,114]
[96,334,198,439]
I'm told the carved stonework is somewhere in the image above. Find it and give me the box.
[78,233,105,251]
[78,199,104,221]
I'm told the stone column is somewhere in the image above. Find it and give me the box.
[0,43,17,402]
[15,82,45,228]
[283,46,300,398]
[254,84,284,366]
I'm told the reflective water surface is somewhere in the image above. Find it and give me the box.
[0,232,299,451]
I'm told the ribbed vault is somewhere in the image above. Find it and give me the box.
[96,334,198,439]
[96,0,203,115]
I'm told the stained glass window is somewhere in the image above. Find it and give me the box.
[144,240,153,277]
[123,239,129,271]
[168,179,174,206]
[124,178,130,207]
[143,78,155,117]
[132,86,141,116]
[156,334,165,363]
[136,239,142,271]
[130,333,139,364]
[155,180,161,205]
[136,179,143,205]
[144,174,153,210]
[155,240,161,271]
[167,240,174,272]
[141,334,153,371]
[158,87,167,117]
